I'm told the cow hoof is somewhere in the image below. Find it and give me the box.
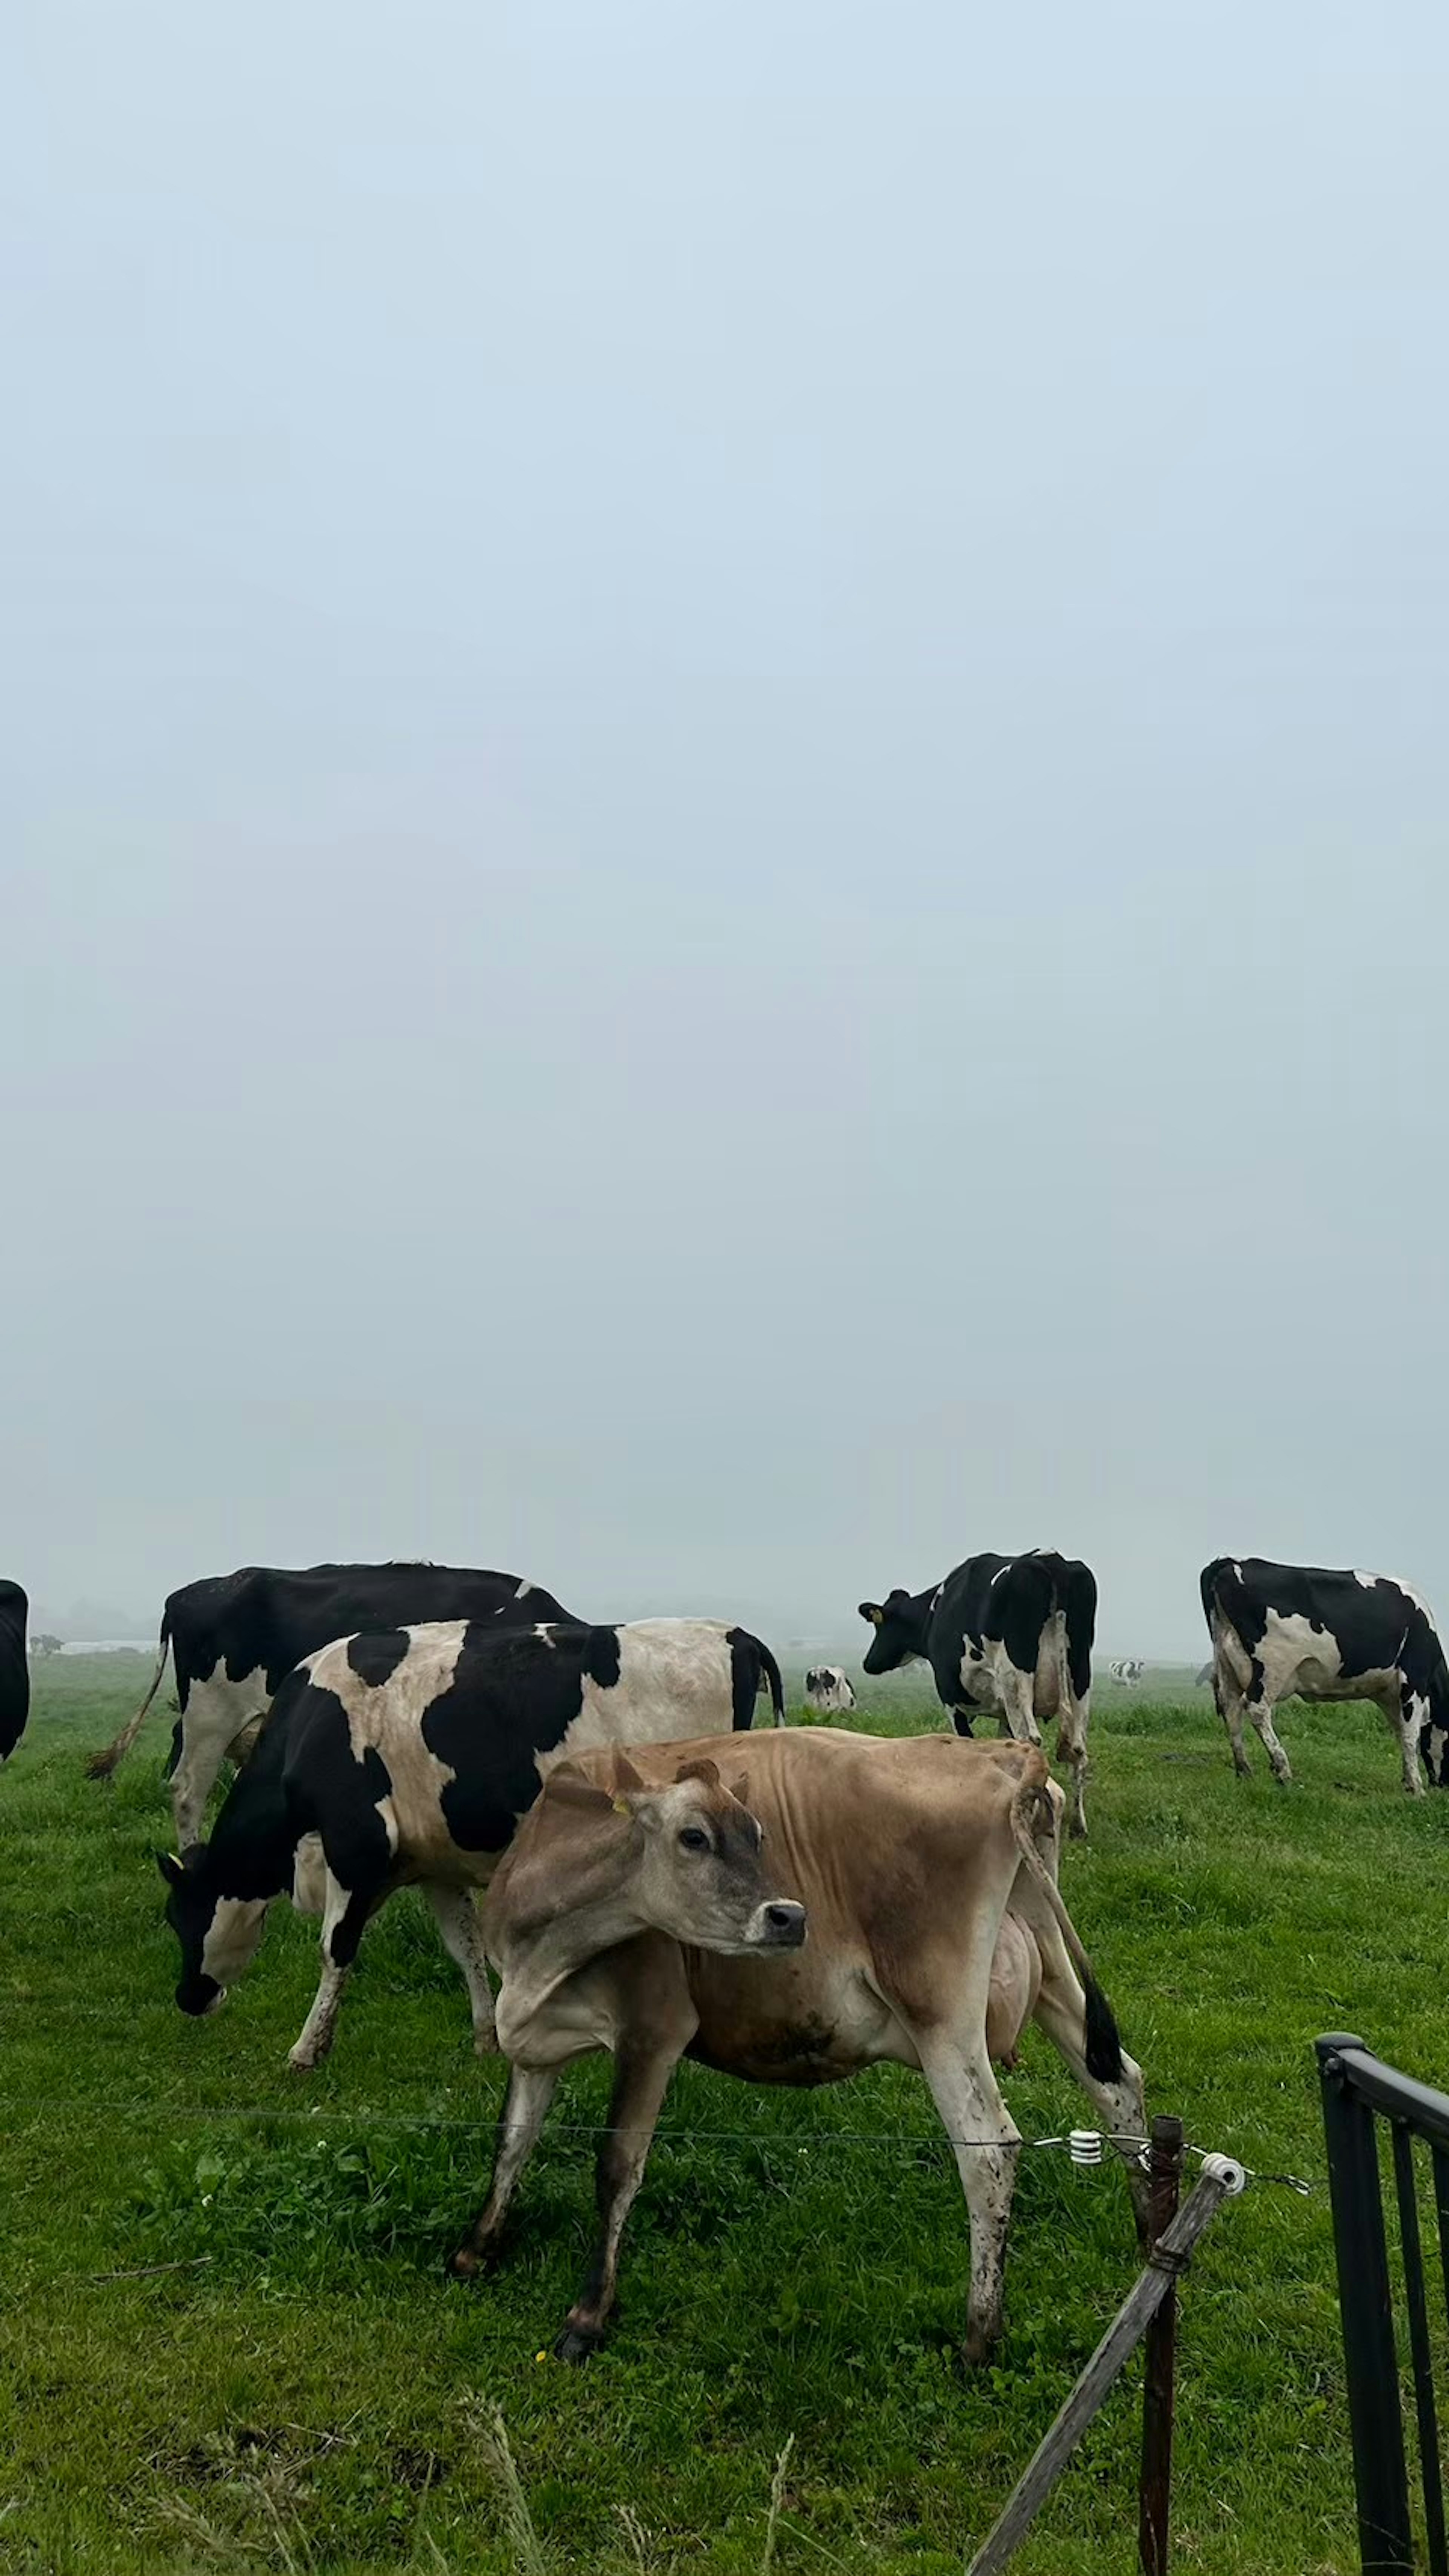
[473,2029,499,2058]
[1068,1816,1087,1841]
[960,2325,1000,2371]
[448,2240,497,2282]
[553,2326,603,2366]
[286,2049,320,2073]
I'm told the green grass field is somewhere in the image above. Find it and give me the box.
[4,1657,1447,2574]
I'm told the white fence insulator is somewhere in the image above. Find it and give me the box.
[1198,2152,1247,2197]
[1068,2130,1104,2167]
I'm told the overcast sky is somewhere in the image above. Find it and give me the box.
[5,3,1446,1652]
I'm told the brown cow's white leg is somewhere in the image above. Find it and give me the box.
[451,2065,561,2278]
[1029,1941,1152,2242]
[424,1883,497,2052]
[555,2039,682,2362]
[914,2034,1022,2365]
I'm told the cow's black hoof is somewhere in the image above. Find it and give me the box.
[447,2239,500,2284]
[553,2322,604,2365]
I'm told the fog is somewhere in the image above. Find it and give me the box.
[6,4,1447,1654]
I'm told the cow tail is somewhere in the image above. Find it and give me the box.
[759,1642,787,1728]
[1199,1559,1230,1634]
[86,1613,172,1780]
[1008,1770,1123,2083]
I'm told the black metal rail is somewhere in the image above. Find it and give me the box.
[1318,2033,1449,2576]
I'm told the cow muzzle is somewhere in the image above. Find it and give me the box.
[747,1900,807,1950]
[176,1975,226,2018]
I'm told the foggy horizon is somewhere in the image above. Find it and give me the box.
[8,5,1447,1665]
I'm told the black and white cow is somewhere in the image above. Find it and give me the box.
[858,1551,1097,1836]
[1200,1556,1449,1794]
[1108,1658,1144,1689]
[804,1665,856,1715]
[157,1615,787,2066]
[88,1562,579,1845]
[0,1581,29,1760]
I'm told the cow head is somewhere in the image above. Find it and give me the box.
[857,1587,933,1675]
[542,1751,806,1956]
[157,1848,272,2017]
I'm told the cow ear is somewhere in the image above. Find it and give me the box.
[156,1850,185,1889]
[728,1774,751,1808]
[672,1757,721,1790]
[608,1749,646,1797]
[858,1602,885,1628]
[541,1763,614,1814]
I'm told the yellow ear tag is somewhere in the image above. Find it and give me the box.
[611,1795,631,1815]
[869,1608,884,1627]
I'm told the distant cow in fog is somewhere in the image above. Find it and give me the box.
[804,1666,856,1715]
[1201,1554,1449,1793]
[1108,1658,1144,1688]
[859,1549,1097,1836]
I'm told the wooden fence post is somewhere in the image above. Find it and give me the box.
[964,2152,1244,2576]
[1138,2113,1184,2575]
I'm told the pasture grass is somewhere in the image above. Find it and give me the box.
[3,1657,1447,2572]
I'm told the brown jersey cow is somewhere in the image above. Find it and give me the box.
[461,1728,1149,2366]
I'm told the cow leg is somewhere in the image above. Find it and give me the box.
[1030,1944,1152,2244]
[555,2038,681,2363]
[996,1667,1043,1750]
[291,1834,328,1917]
[1055,1702,1090,1840]
[1216,1675,1254,1777]
[1386,1685,1426,1796]
[169,1734,223,1850]
[1243,1678,1292,1786]
[288,1873,385,2070]
[424,1883,497,2052]
[451,2065,561,2277]
[913,2033,1022,2366]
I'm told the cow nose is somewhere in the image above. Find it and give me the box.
[761,1901,807,1946]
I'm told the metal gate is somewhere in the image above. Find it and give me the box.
[1318,2032,1449,2575]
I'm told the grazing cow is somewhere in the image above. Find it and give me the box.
[457,1727,1149,2366]
[158,1616,787,2067]
[89,1562,579,1844]
[1193,1662,1214,1690]
[857,1551,1097,1836]
[1200,1556,1449,1794]
[1108,1658,1144,1688]
[0,1581,29,1760]
[804,1665,856,1715]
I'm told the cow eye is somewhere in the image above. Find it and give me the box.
[678,1826,710,1853]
